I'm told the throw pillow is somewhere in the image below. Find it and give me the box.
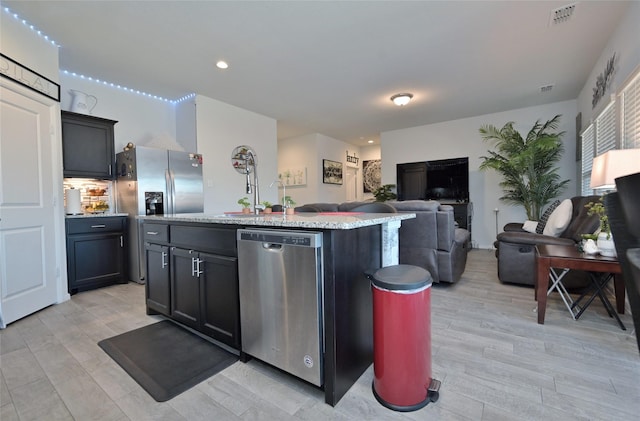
[536,200,561,234]
[543,199,573,237]
[522,220,539,233]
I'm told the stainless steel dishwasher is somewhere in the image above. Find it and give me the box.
[237,228,324,386]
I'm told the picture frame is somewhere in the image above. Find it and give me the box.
[322,159,343,185]
[278,167,307,186]
[362,159,381,193]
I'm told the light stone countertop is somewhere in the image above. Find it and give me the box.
[137,212,415,230]
[65,213,129,219]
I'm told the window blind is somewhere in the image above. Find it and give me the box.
[581,125,595,196]
[595,100,616,154]
[621,71,640,149]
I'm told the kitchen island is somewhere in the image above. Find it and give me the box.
[138,211,414,406]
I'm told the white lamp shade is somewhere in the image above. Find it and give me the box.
[590,149,640,189]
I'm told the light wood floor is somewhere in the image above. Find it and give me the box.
[1,249,639,420]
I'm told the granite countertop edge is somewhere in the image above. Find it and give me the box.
[65,213,129,219]
[137,212,415,230]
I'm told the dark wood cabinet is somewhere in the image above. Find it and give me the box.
[170,247,201,329]
[143,222,240,349]
[66,216,127,294]
[200,252,239,347]
[145,243,170,315]
[61,111,117,179]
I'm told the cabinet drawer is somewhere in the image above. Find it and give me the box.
[143,223,169,243]
[171,224,236,256]
[67,217,125,234]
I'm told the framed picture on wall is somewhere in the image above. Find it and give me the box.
[322,159,343,185]
[362,159,381,193]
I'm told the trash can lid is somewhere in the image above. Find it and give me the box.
[371,265,432,291]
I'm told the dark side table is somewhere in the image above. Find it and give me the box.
[535,244,625,327]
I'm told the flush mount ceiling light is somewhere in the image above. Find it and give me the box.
[216,60,229,69]
[391,93,413,106]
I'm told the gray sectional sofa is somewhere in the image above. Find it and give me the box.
[296,200,471,283]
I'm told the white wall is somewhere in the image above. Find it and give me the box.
[59,72,178,153]
[577,1,640,130]
[0,12,58,82]
[381,100,578,249]
[278,133,364,205]
[176,97,197,153]
[195,95,278,214]
[278,134,320,206]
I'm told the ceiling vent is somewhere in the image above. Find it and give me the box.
[549,3,577,26]
[540,84,554,93]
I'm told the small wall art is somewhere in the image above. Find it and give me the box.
[278,167,307,186]
[322,159,343,185]
[362,159,381,193]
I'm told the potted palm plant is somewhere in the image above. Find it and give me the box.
[479,114,569,220]
[373,184,397,202]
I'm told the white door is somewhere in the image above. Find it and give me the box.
[0,86,58,327]
[346,167,359,202]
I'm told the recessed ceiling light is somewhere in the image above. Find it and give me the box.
[391,93,413,106]
[367,140,374,144]
[216,61,229,69]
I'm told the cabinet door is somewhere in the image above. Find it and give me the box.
[145,243,170,315]
[67,232,124,294]
[170,247,200,329]
[61,111,116,179]
[200,252,240,349]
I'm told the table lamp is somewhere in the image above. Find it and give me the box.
[590,149,640,190]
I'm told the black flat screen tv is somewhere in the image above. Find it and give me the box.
[397,157,469,202]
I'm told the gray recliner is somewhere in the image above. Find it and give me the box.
[494,196,600,287]
[389,200,471,283]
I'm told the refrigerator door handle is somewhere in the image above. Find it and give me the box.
[165,169,176,215]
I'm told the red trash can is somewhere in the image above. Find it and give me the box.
[370,264,440,412]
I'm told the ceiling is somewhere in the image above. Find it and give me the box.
[2,1,630,146]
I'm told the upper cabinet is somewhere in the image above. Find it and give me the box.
[61,111,117,179]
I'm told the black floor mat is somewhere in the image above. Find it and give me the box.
[98,320,237,402]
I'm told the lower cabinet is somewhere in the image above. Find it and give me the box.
[145,243,171,315]
[144,222,240,349]
[170,248,239,347]
[66,216,127,294]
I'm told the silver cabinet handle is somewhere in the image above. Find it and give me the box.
[120,235,123,247]
[161,251,167,269]
[195,258,203,277]
[191,256,197,277]
[91,224,106,228]
[146,231,158,235]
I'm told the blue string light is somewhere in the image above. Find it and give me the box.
[4,7,195,104]
[61,70,196,104]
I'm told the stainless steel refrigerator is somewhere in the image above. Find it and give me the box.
[116,146,204,283]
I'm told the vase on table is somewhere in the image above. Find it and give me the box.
[597,232,616,257]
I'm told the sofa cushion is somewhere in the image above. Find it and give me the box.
[522,220,539,233]
[306,202,340,212]
[388,200,440,212]
[536,200,561,234]
[561,195,601,241]
[543,199,573,237]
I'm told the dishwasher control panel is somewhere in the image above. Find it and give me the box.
[237,229,322,248]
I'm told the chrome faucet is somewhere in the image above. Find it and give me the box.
[269,178,286,210]
[244,151,262,214]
